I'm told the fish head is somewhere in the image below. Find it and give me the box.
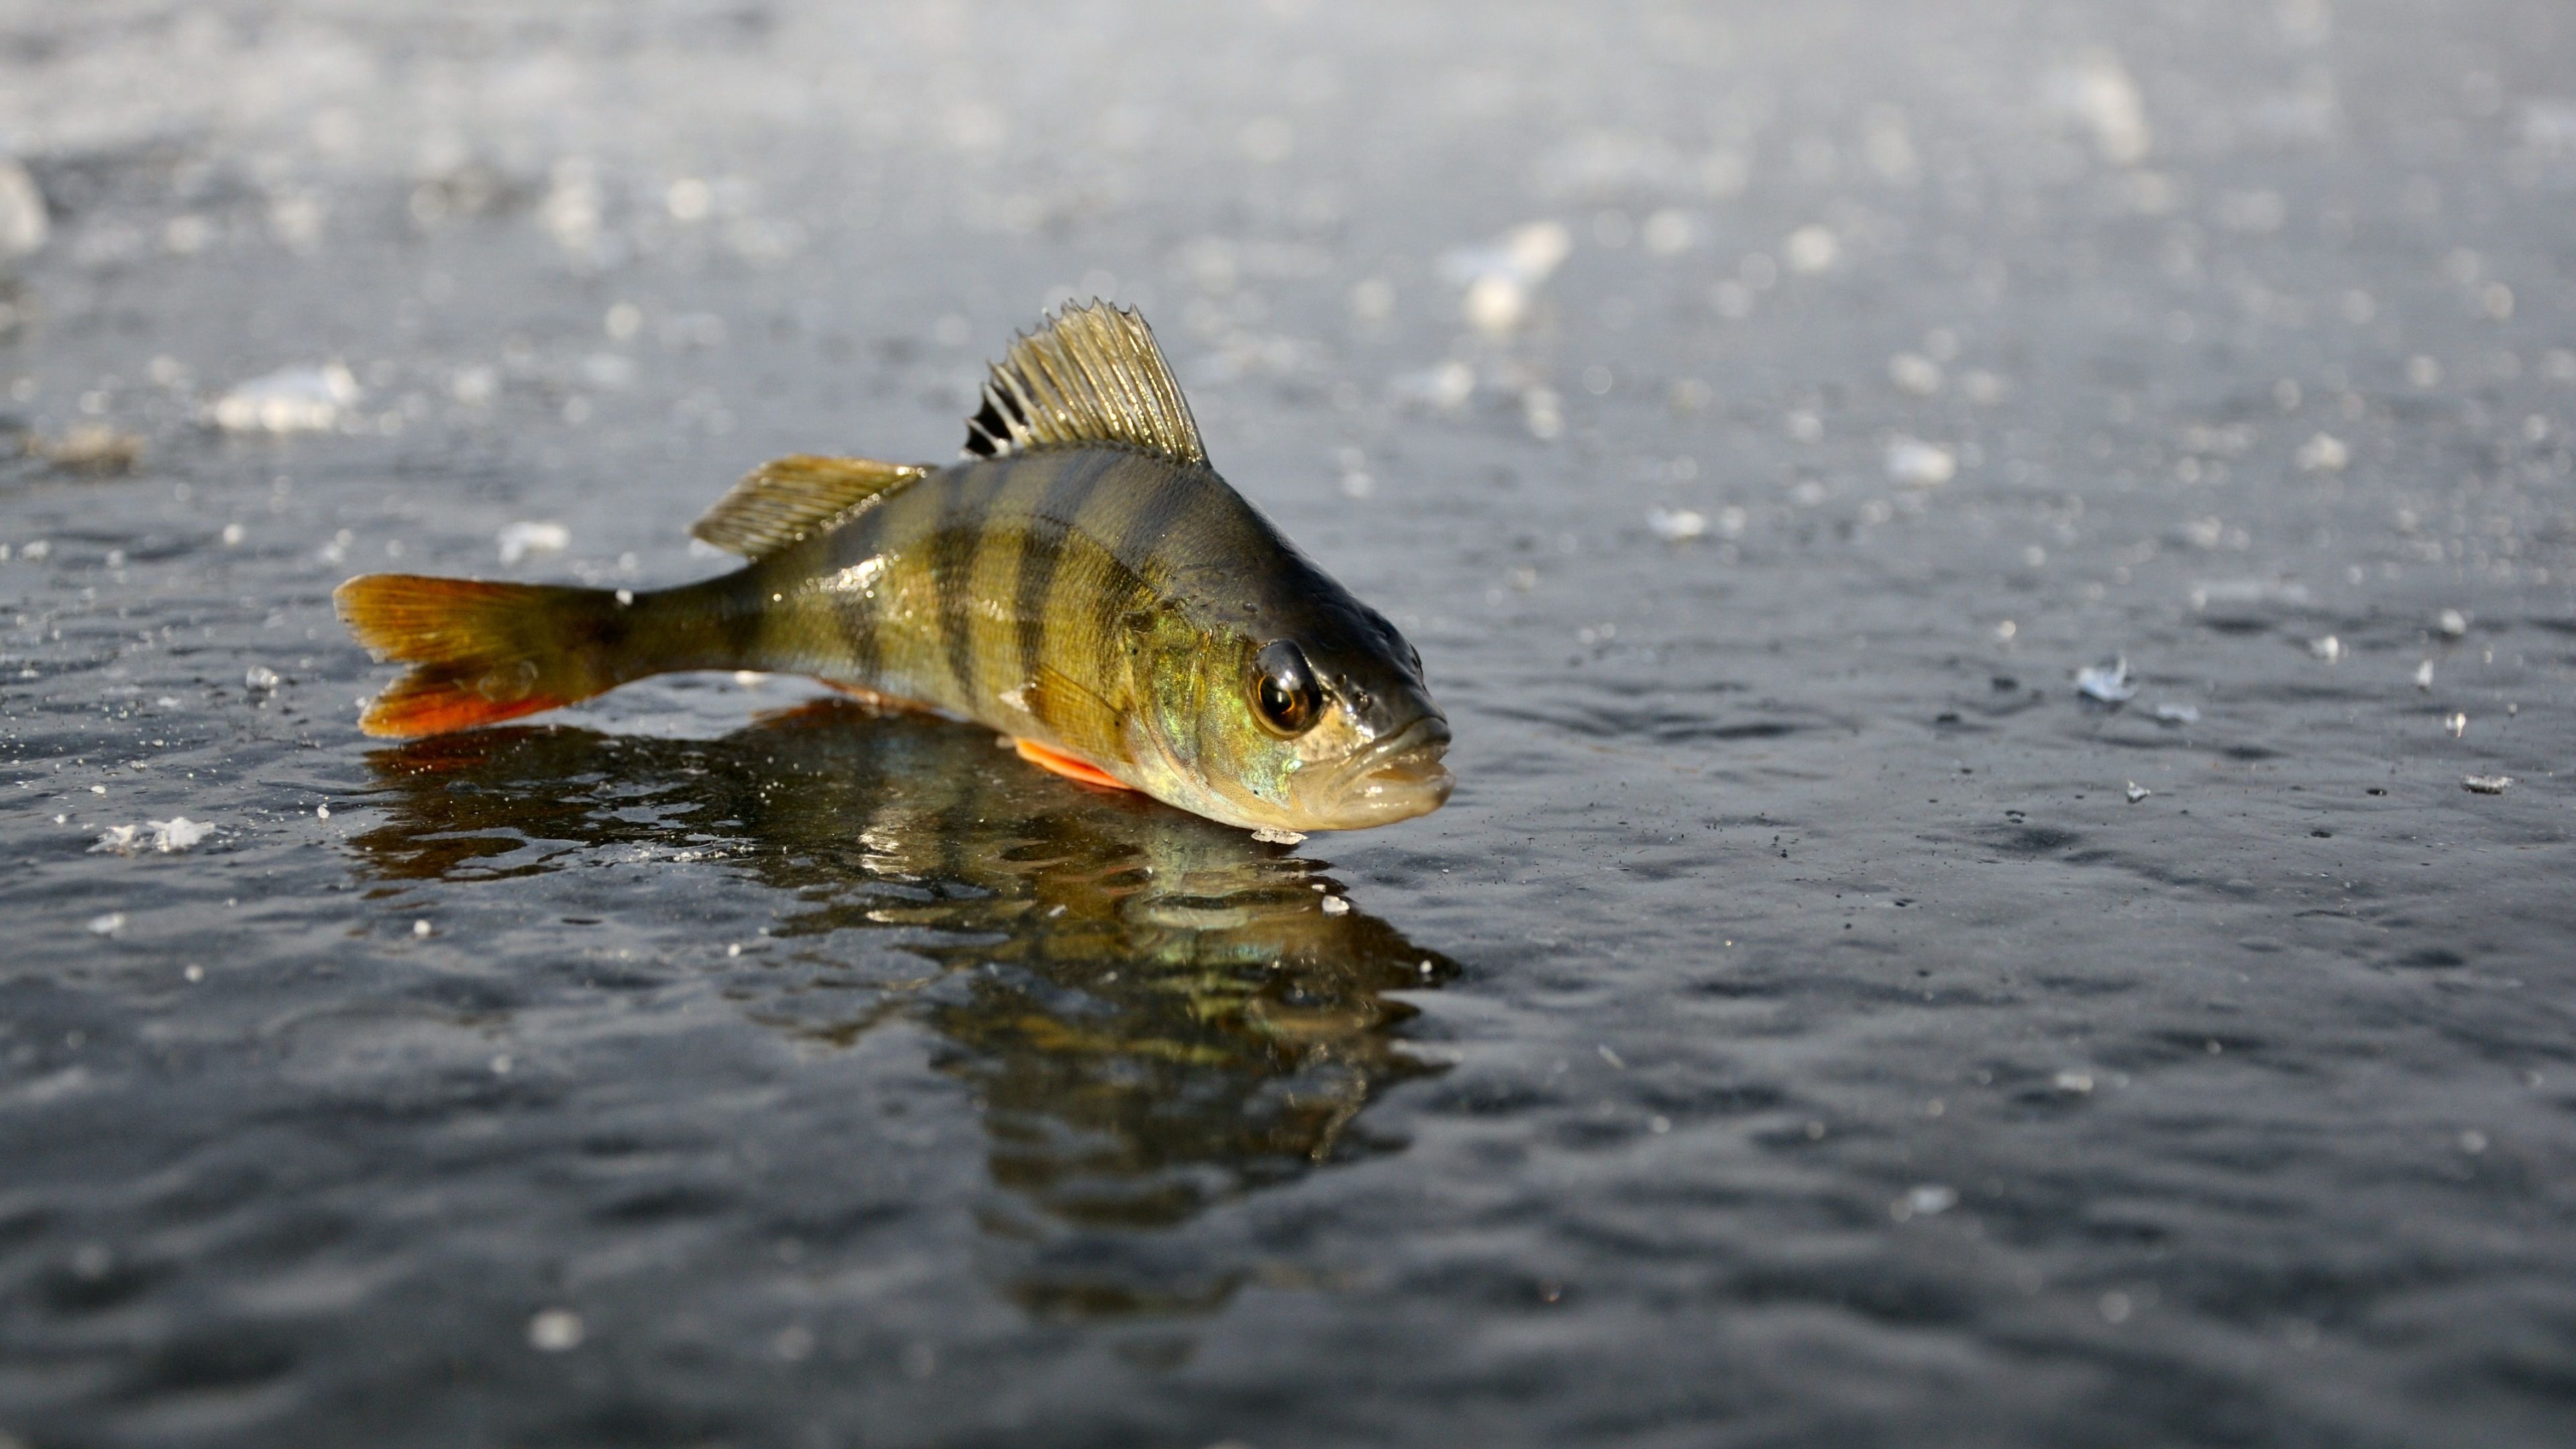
[1124,582,1452,833]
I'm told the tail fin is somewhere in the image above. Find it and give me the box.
[334,575,633,737]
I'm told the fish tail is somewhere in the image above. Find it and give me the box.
[334,574,650,737]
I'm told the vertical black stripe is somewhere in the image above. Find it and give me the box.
[1012,450,1119,729]
[930,460,1008,703]
[1085,457,1203,657]
[798,502,892,687]
[1037,455,1193,761]
[1103,457,1197,569]
[960,460,1049,708]
[719,565,771,669]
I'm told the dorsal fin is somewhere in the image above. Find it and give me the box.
[691,454,932,559]
[963,302,1207,467]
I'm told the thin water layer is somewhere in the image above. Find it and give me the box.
[3,1,2575,1445]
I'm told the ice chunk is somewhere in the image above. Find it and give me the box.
[36,426,142,475]
[0,157,46,258]
[1520,386,1563,441]
[2125,782,2151,804]
[527,1309,584,1351]
[244,665,280,692]
[1884,436,1956,487]
[1462,272,1532,334]
[2152,702,2200,724]
[1888,353,1943,395]
[1892,1183,1957,1220]
[541,160,604,258]
[1648,506,1708,542]
[1394,360,1476,412]
[2414,659,2434,691]
[2076,657,2137,704]
[582,353,636,390]
[497,520,570,564]
[2174,517,2226,550]
[2437,608,2468,637]
[1250,827,1306,845]
[211,364,360,433]
[2294,433,2349,472]
[2043,52,2152,164]
[1320,895,1351,917]
[2462,774,2514,794]
[1782,224,1839,274]
[2446,712,2467,738]
[2188,578,2309,614]
[1440,220,1572,336]
[1335,446,1375,500]
[94,818,212,855]
[87,912,126,936]
[2308,635,2343,663]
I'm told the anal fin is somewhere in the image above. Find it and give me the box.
[1013,737,1133,792]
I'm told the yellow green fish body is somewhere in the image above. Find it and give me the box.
[335,303,1451,833]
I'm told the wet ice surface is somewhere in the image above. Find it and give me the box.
[4,0,2575,1444]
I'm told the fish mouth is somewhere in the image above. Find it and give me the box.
[1312,715,1453,828]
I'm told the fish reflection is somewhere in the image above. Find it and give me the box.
[349,698,1454,1315]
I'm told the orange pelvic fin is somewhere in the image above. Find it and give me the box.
[1012,737,1132,791]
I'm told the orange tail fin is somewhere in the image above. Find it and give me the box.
[334,574,633,737]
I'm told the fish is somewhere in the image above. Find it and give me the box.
[333,302,1452,833]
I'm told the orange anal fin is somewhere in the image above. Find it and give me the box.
[1013,738,1133,791]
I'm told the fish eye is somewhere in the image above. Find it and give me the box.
[1249,640,1320,736]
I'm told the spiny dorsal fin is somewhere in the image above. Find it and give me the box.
[691,454,932,559]
[963,302,1206,467]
